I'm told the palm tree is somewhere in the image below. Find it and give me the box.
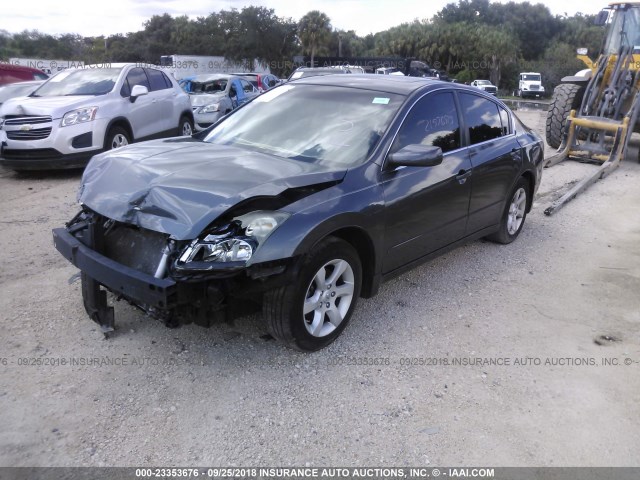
[298,11,331,66]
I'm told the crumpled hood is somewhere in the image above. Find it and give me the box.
[79,138,347,240]
[0,95,97,119]
[188,93,225,107]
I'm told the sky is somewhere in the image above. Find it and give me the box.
[0,0,604,38]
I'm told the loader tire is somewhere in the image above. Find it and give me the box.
[545,83,586,149]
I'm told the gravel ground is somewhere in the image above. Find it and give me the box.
[0,108,638,467]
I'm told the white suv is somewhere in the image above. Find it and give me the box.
[0,63,193,170]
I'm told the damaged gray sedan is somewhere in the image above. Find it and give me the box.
[53,75,543,351]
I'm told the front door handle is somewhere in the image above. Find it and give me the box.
[456,169,471,184]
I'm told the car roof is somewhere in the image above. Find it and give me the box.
[76,63,167,70]
[0,63,46,74]
[291,75,510,107]
[290,74,443,95]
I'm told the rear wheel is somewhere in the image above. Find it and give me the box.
[486,177,529,244]
[104,126,130,151]
[545,83,586,149]
[263,237,362,351]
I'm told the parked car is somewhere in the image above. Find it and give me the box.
[0,63,49,86]
[471,79,498,95]
[0,63,193,171]
[231,73,280,92]
[287,67,351,81]
[0,80,44,106]
[52,75,544,351]
[187,74,259,131]
[375,67,405,76]
[332,65,366,74]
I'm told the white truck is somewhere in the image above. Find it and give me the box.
[159,55,269,80]
[518,72,545,98]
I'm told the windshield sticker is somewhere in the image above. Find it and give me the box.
[290,71,304,79]
[372,97,390,105]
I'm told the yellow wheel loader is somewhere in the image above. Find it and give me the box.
[544,1,640,215]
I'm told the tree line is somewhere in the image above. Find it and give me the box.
[0,0,604,92]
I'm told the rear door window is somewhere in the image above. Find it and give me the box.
[460,93,504,145]
[499,106,511,135]
[145,68,171,91]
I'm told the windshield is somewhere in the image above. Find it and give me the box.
[32,68,122,96]
[203,84,404,168]
[522,74,541,81]
[191,77,228,94]
[476,80,492,85]
[604,6,640,54]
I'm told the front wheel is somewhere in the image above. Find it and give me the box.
[486,177,529,244]
[104,126,130,151]
[263,237,362,351]
[179,116,193,136]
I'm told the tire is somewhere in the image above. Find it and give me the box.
[486,177,529,245]
[179,116,193,136]
[263,237,362,351]
[545,83,586,149]
[104,126,130,150]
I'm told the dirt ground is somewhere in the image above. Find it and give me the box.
[0,108,638,467]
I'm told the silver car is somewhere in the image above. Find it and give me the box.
[187,74,259,131]
[0,63,194,170]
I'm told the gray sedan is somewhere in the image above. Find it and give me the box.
[187,74,259,131]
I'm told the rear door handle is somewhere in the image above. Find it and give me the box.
[456,169,471,184]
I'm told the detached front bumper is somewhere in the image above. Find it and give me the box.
[52,227,176,310]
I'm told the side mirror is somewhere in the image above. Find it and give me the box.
[387,144,443,168]
[130,84,149,103]
[594,10,609,26]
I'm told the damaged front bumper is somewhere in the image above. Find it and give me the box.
[53,227,177,332]
[52,214,293,333]
[53,228,177,309]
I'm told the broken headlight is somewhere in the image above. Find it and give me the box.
[235,211,290,244]
[179,236,255,264]
[176,211,290,269]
